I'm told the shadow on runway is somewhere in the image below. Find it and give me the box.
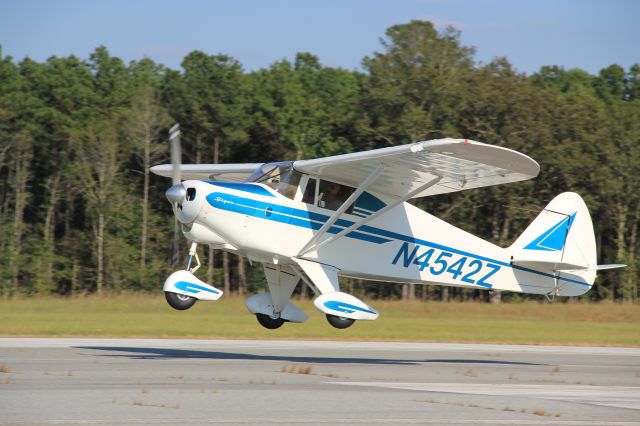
[75,346,545,366]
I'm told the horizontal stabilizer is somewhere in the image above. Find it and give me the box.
[512,261,626,273]
[596,264,627,270]
[511,260,589,271]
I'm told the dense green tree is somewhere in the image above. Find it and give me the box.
[362,20,474,147]
[247,54,357,161]
[126,85,170,288]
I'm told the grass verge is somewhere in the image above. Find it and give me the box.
[0,294,638,346]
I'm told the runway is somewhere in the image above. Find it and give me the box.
[1,338,639,425]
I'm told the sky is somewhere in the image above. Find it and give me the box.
[1,0,638,75]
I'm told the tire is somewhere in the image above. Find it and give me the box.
[326,314,355,329]
[165,291,197,310]
[256,313,285,330]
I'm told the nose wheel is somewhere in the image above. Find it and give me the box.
[164,242,207,311]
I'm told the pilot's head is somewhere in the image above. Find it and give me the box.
[327,183,341,195]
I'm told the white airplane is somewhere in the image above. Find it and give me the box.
[151,127,624,329]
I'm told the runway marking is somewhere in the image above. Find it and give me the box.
[335,382,640,410]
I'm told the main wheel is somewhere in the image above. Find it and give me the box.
[165,291,197,310]
[256,313,285,329]
[326,314,355,329]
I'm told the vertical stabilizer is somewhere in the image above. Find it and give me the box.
[509,192,597,291]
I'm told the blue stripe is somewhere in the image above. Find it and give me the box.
[205,192,589,288]
[175,281,220,294]
[324,300,376,315]
[206,193,391,245]
[352,207,372,216]
[205,181,275,197]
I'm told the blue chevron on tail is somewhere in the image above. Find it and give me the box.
[523,212,576,252]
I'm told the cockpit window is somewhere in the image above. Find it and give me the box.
[245,161,300,200]
[276,168,301,199]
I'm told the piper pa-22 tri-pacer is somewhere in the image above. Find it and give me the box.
[151,126,623,330]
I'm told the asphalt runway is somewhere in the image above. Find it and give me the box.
[1,338,639,425]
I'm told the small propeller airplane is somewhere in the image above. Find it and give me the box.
[151,125,624,330]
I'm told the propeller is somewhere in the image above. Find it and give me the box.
[169,123,182,186]
[168,123,183,266]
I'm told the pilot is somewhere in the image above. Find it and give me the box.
[323,183,343,210]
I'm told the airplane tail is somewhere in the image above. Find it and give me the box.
[508,192,597,295]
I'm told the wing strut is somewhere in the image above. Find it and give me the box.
[299,174,442,256]
[297,164,385,256]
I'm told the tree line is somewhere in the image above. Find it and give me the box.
[0,21,638,302]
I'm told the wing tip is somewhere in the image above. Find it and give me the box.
[150,164,171,177]
[416,138,540,178]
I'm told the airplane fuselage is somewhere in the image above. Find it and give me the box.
[177,179,591,297]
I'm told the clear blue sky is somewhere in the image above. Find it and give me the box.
[1,0,638,75]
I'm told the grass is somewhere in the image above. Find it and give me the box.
[0,294,639,346]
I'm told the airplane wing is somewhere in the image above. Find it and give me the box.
[150,163,263,182]
[293,138,539,198]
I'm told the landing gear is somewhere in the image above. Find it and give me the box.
[165,242,201,311]
[165,291,197,310]
[256,313,285,329]
[164,242,223,310]
[326,314,355,329]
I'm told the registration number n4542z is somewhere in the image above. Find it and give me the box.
[391,242,500,288]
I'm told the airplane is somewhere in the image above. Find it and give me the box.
[151,125,624,330]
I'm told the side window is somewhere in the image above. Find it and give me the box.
[302,178,317,204]
[317,180,354,212]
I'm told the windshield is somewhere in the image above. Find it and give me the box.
[245,161,301,199]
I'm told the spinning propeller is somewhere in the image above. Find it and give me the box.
[166,124,185,204]
[167,124,184,265]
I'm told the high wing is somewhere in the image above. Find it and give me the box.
[150,163,263,182]
[293,138,539,198]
